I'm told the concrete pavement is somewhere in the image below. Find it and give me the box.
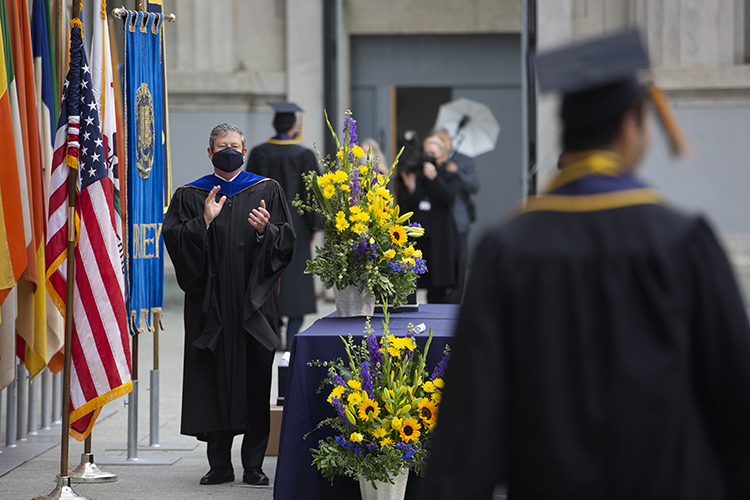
[1,289,336,500]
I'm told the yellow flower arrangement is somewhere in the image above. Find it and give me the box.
[309,315,452,485]
[293,110,427,307]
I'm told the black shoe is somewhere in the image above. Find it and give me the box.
[200,467,234,485]
[243,467,269,485]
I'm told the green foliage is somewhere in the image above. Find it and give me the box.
[292,110,426,307]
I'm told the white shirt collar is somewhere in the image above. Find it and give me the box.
[214,171,241,183]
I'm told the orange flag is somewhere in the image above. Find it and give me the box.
[0,0,23,388]
[7,0,48,378]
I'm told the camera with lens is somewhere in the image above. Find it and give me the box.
[400,130,437,174]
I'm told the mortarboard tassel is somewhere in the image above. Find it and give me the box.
[648,83,692,157]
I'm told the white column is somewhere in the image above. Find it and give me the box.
[536,0,574,188]
[286,0,325,150]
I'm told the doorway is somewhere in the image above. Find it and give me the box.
[395,87,452,157]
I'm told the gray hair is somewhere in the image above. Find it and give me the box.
[209,123,246,150]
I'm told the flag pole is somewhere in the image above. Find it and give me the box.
[32,1,92,498]
[60,0,79,477]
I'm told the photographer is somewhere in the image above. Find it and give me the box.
[399,135,462,303]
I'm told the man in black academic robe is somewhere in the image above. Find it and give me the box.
[163,123,295,486]
[246,102,319,346]
[421,31,750,499]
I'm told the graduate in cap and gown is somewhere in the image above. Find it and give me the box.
[163,123,295,486]
[421,30,750,499]
[246,102,320,346]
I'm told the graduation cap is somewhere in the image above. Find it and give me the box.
[535,29,690,156]
[268,101,304,115]
[269,102,304,140]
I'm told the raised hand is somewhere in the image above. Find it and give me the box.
[423,161,438,181]
[203,185,226,227]
[248,199,270,234]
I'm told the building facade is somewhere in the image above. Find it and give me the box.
[126,1,749,252]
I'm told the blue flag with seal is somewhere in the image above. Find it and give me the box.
[124,10,166,334]
[146,0,172,211]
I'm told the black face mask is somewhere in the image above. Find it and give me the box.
[211,147,245,172]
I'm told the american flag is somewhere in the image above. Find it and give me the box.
[45,22,131,440]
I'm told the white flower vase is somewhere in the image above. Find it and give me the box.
[358,470,409,500]
[333,283,375,317]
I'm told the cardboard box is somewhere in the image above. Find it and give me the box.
[265,405,283,456]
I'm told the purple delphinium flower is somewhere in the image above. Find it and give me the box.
[330,396,347,421]
[335,435,346,447]
[352,236,378,262]
[360,361,373,397]
[330,371,346,387]
[344,113,358,145]
[395,442,418,461]
[430,346,451,381]
[412,257,428,274]
[349,169,361,205]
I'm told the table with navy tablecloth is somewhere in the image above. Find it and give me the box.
[273,304,459,500]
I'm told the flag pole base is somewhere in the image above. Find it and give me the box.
[32,475,93,500]
[69,453,118,483]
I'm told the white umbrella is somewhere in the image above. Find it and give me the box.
[433,97,500,158]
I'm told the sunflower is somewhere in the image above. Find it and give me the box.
[418,399,438,429]
[358,398,380,421]
[389,225,407,246]
[399,418,421,443]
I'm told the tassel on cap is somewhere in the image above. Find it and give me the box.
[648,83,692,157]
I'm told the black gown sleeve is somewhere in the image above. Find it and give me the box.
[420,229,509,500]
[242,181,296,350]
[682,217,750,497]
[162,187,211,298]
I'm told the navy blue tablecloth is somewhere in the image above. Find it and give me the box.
[273,304,458,500]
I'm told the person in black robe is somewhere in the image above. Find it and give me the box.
[163,123,295,486]
[399,135,462,304]
[246,102,319,346]
[421,30,750,499]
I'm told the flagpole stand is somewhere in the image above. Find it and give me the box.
[69,453,117,483]
[69,436,117,483]
[32,476,93,500]
[99,336,180,465]
[141,311,195,452]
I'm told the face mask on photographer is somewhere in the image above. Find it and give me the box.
[211,147,245,172]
